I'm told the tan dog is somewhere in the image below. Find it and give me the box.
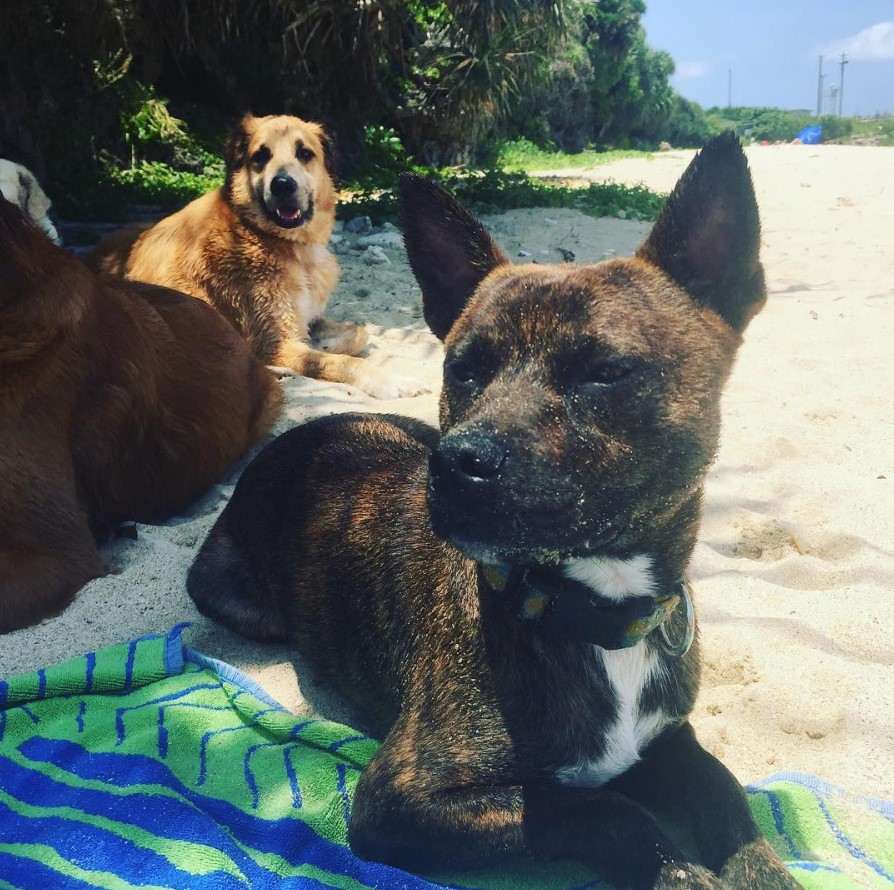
[0,196,281,633]
[89,114,422,399]
[0,159,61,244]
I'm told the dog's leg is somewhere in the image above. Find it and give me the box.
[348,729,725,890]
[274,339,429,399]
[187,520,289,642]
[0,443,108,632]
[0,516,106,633]
[609,723,801,889]
[308,317,369,356]
[0,547,106,633]
[351,777,724,889]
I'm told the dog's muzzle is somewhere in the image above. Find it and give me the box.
[427,429,507,540]
[265,175,314,228]
[427,429,631,565]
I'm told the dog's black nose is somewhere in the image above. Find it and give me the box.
[430,431,507,484]
[270,175,298,197]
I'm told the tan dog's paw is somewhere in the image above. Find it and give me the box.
[309,318,369,356]
[357,369,432,400]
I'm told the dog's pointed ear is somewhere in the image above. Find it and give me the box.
[636,131,766,332]
[224,114,254,173]
[399,174,508,340]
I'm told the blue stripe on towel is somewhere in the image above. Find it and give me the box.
[3,738,444,890]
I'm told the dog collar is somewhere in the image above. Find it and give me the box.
[481,563,694,656]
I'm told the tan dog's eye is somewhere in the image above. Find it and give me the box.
[296,145,315,164]
[250,147,271,170]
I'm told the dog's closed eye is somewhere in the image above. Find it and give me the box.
[577,359,635,387]
[446,358,481,388]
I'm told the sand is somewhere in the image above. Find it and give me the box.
[2,144,892,801]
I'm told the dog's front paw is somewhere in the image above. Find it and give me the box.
[359,371,432,400]
[656,862,726,890]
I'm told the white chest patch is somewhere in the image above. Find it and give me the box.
[555,553,671,787]
[562,553,657,602]
[556,644,669,787]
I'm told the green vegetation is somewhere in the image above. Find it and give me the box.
[107,162,224,207]
[0,0,686,218]
[98,121,667,225]
[704,107,854,143]
[510,0,704,152]
[451,172,664,220]
[2,2,888,221]
[497,139,650,172]
[338,120,667,221]
[849,117,894,146]
[341,169,665,224]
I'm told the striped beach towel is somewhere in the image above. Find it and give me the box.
[1,626,891,889]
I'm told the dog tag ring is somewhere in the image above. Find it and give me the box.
[658,579,695,657]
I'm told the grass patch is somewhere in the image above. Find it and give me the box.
[106,160,224,209]
[497,138,651,172]
[848,118,894,146]
[340,168,665,224]
[95,136,666,225]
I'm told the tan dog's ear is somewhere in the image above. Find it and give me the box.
[224,114,254,173]
[303,121,338,185]
[636,131,765,332]
[399,174,508,341]
[318,130,337,184]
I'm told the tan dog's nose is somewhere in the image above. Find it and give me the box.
[270,174,297,197]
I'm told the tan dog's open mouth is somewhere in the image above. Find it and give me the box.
[266,198,314,229]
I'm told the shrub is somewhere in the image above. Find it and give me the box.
[660,96,715,147]
[704,107,854,143]
[105,161,223,207]
[340,166,666,224]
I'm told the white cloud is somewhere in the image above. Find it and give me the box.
[675,60,711,80]
[820,21,894,60]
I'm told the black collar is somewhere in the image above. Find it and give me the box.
[480,563,694,656]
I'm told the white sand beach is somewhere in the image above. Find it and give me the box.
[2,144,892,801]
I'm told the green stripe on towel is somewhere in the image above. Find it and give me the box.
[1,626,890,889]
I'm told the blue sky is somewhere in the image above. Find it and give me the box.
[641,1,894,115]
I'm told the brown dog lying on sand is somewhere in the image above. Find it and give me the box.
[0,196,281,633]
[189,134,799,889]
[89,113,424,400]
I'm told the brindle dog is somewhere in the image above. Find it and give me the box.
[188,133,799,890]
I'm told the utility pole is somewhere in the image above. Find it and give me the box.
[838,53,848,117]
[816,55,824,116]
[728,68,732,108]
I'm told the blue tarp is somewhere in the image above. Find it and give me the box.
[795,125,823,144]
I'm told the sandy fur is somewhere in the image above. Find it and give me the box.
[89,115,424,399]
